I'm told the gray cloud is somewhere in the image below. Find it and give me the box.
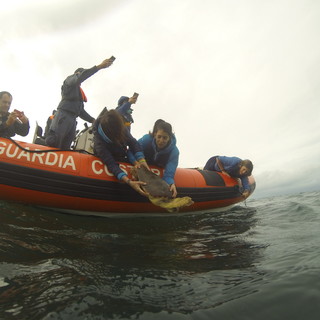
[1,0,123,38]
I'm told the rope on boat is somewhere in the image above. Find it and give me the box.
[7,137,94,155]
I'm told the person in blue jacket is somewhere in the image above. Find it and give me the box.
[204,156,253,199]
[93,109,148,196]
[115,93,138,131]
[130,119,179,198]
[46,57,115,149]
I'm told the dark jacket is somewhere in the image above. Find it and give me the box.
[92,118,144,180]
[57,66,98,122]
[0,112,30,138]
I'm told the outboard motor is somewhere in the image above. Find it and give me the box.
[32,122,46,145]
[72,123,94,153]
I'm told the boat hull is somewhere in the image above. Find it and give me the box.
[0,138,255,215]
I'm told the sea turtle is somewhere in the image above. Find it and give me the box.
[132,166,194,212]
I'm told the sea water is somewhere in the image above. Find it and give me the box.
[0,191,319,320]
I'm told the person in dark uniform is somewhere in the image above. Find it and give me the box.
[0,91,30,138]
[45,57,115,149]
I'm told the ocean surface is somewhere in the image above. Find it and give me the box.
[0,191,319,320]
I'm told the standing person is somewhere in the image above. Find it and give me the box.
[115,92,139,131]
[131,119,179,198]
[0,91,30,138]
[45,56,115,149]
[204,156,253,199]
[92,109,149,196]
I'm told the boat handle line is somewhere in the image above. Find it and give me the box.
[7,138,90,154]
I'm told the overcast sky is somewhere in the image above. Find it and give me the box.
[1,0,320,198]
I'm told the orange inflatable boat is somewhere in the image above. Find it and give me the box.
[0,137,255,216]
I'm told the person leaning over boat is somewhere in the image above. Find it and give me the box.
[0,91,30,138]
[129,119,179,198]
[92,109,149,197]
[45,57,115,150]
[115,93,139,131]
[204,156,253,199]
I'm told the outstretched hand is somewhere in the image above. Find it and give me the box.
[170,184,177,198]
[97,57,115,70]
[134,160,150,171]
[128,94,138,104]
[129,180,149,197]
[242,190,250,199]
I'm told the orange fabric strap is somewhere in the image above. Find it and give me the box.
[79,87,87,102]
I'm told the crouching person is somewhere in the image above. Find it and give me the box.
[204,155,253,199]
[92,109,149,196]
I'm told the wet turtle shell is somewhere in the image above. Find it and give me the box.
[132,166,172,198]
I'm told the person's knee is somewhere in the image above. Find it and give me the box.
[34,137,46,146]
[45,131,57,147]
